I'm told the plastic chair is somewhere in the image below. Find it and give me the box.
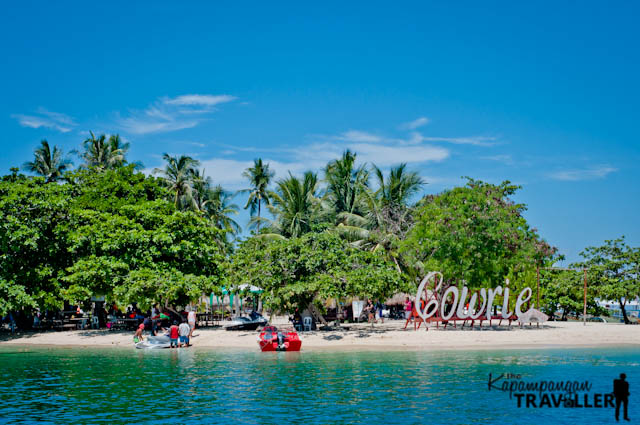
[91,316,100,329]
[303,317,312,331]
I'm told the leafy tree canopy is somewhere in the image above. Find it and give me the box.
[399,179,558,288]
[225,232,407,315]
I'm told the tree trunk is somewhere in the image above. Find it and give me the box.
[308,302,328,326]
[620,298,630,324]
[257,198,261,233]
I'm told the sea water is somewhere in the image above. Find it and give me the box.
[0,346,638,424]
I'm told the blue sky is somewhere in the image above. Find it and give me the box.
[1,1,638,262]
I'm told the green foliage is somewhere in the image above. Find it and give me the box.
[539,270,600,319]
[324,150,369,216]
[399,179,558,288]
[153,153,200,208]
[0,167,226,315]
[226,232,407,314]
[262,171,328,238]
[240,158,274,233]
[78,132,129,171]
[23,139,72,182]
[0,177,72,314]
[574,237,639,323]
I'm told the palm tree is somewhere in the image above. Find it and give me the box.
[240,159,274,233]
[153,154,200,208]
[333,164,425,272]
[191,170,242,239]
[373,163,424,207]
[259,171,324,238]
[78,132,127,171]
[206,185,242,239]
[23,139,72,182]
[324,150,369,216]
[107,134,130,168]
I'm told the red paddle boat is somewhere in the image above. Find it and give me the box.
[258,326,302,352]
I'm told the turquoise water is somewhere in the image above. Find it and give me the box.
[0,346,638,424]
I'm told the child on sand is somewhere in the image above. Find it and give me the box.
[133,323,144,343]
[178,320,191,347]
[169,321,180,348]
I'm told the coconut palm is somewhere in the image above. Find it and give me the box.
[153,154,200,208]
[191,169,242,239]
[107,134,130,168]
[333,164,425,271]
[206,185,242,239]
[258,171,325,238]
[239,159,275,232]
[324,150,369,216]
[373,163,424,207]
[23,139,72,182]
[78,132,127,171]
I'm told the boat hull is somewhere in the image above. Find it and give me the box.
[258,330,301,352]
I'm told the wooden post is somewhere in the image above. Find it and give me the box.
[583,268,587,326]
[536,265,540,309]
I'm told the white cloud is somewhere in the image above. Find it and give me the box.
[11,107,76,133]
[548,165,618,181]
[348,143,449,166]
[418,135,497,146]
[116,94,236,135]
[337,130,383,143]
[163,94,236,106]
[481,154,513,165]
[400,117,430,130]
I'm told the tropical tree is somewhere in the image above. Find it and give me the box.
[333,163,424,271]
[324,150,369,216]
[205,185,242,240]
[107,134,130,168]
[78,132,127,171]
[574,237,640,324]
[22,139,72,182]
[190,169,241,245]
[399,179,558,287]
[240,159,274,232]
[373,163,424,207]
[153,153,200,208]
[260,171,326,238]
[226,232,407,320]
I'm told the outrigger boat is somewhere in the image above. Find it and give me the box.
[258,326,302,352]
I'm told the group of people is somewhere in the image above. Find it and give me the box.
[133,306,197,348]
[364,299,385,324]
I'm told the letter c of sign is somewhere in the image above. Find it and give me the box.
[416,271,442,321]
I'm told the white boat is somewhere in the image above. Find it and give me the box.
[135,335,171,349]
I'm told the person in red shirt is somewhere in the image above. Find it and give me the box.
[169,321,180,348]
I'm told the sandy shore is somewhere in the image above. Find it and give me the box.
[2,319,639,351]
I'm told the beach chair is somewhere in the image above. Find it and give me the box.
[303,317,312,331]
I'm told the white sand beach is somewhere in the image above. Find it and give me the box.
[2,320,638,351]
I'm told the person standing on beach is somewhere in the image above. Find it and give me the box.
[169,321,180,348]
[178,320,191,348]
[187,308,196,338]
[403,297,414,329]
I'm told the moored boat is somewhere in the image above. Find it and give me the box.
[258,326,302,352]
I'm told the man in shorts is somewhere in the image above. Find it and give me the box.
[178,320,191,348]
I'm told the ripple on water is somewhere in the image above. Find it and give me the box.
[0,347,637,424]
